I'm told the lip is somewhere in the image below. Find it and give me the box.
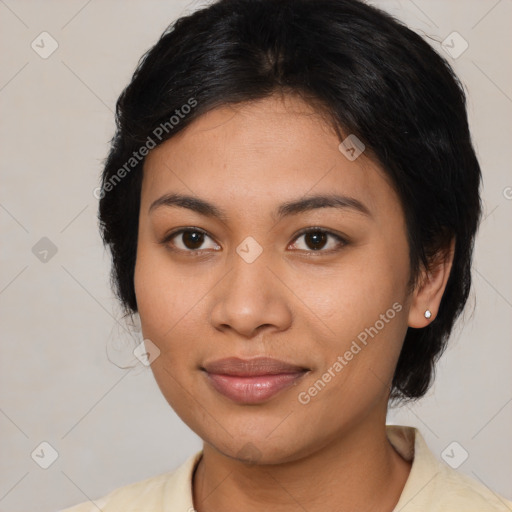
[202,357,309,404]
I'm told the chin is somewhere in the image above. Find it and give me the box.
[203,430,318,466]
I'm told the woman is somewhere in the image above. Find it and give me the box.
[61,0,512,510]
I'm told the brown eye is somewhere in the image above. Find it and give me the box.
[304,231,328,250]
[290,228,347,253]
[181,230,205,250]
[163,228,221,252]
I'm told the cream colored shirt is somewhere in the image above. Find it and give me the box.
[60,425,512,511]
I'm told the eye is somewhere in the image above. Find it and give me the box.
[161,227,348,255]
[161,228,221,253]
[289,228,347,253]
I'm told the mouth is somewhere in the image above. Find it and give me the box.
[201,357,310,404]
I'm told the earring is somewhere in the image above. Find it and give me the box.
[424,309,432,319]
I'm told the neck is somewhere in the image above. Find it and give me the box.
[192,419,411,512]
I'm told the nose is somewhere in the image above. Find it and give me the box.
[209,253,293,339]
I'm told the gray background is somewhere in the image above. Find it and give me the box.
[0,1,511,510]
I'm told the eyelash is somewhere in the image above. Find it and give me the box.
[160,227,348,256]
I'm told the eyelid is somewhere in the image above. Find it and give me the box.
[160,226,221,253]
[160,226,348,254]
[161,226,209,244]
[288,226,348,252]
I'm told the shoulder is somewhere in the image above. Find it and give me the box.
[387,425,512,512]
[58,472,171,512]
[425,460,512,511]
[58,451,202,512]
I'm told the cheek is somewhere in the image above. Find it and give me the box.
[307,247,408,331]
[299,241,410,389]
[134,250,173,337]
[134,239,204,339]
[133,246,200,410]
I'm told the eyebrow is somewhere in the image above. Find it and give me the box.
[148,192,372,222]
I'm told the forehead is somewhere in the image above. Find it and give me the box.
[141,94,398,220]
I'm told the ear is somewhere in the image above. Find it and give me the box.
[408,237,455,328]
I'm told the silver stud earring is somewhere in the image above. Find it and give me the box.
[424,309,432,319]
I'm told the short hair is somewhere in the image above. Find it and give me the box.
[98,0,482,404]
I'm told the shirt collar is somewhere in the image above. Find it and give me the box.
[168,424,440,510]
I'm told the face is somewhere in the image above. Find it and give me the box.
[134,94,415,464]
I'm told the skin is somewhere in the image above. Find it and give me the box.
[134,93,454,512]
